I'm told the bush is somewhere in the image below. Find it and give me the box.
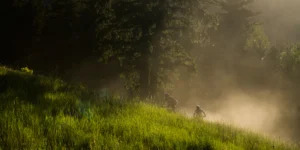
[21,67,33,74]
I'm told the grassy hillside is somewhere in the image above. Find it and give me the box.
[0,66,298,150]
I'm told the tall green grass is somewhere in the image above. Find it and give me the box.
[0,66,298,149]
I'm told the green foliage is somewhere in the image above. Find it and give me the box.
[280,43,300,79]
[245,25,271,58]
[0,66,298,149]
[96,0,213,97]
[20,67,34,74]
[206,0,263,61]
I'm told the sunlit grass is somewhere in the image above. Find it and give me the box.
[0,66,298,149]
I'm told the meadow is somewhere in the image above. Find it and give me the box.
[0,66,298,150]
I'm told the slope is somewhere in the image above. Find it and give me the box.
[0,66,298,150]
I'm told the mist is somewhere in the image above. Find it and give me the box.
[253,0,300,43]
[4,0,300,144]
[79,0,300,141]
[169,0,300,142]
[177,88,300,141]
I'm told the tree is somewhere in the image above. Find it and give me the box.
[96,0,212,98]
[7,0,99,75]
[205,0,271,73]
[280,43,300,80]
